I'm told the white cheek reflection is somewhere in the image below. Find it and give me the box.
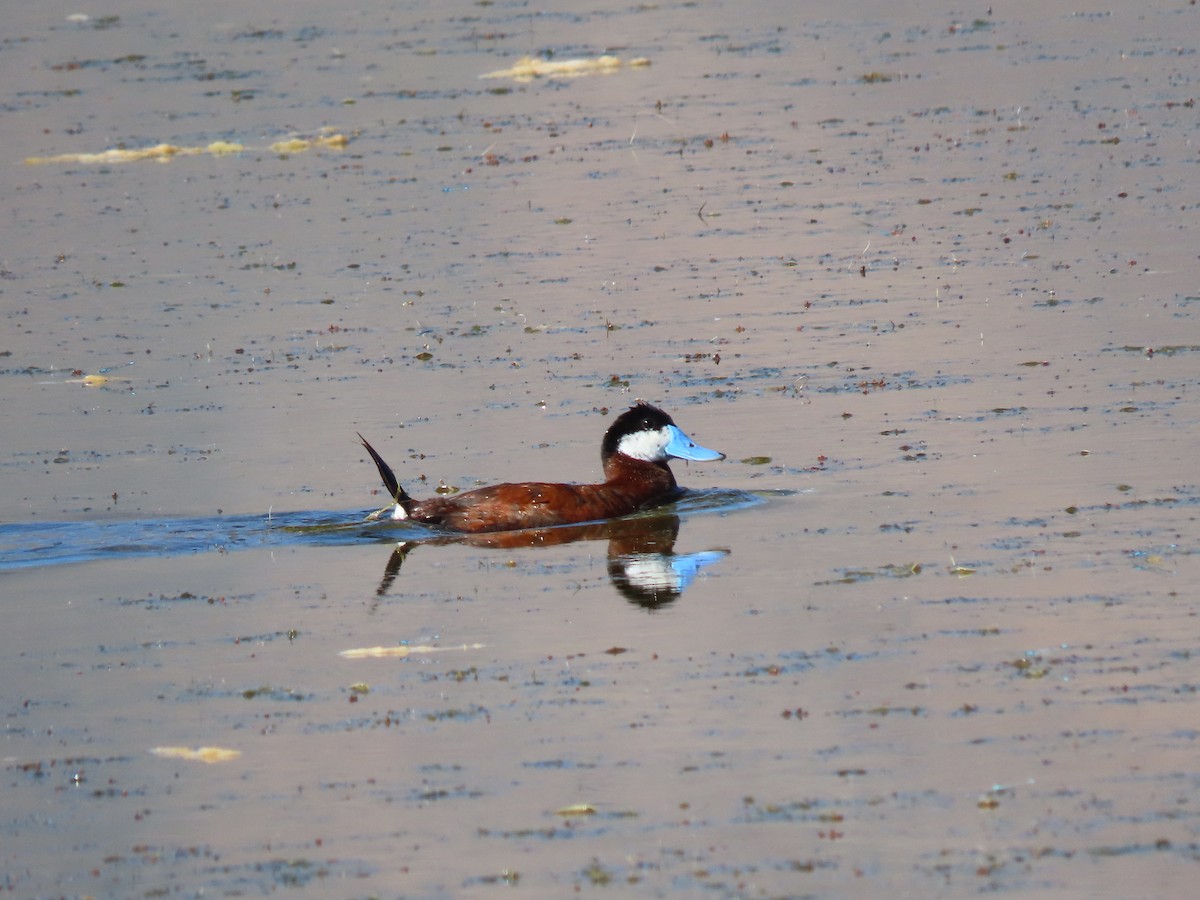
[620,549,729,594]
[620,554,680,592]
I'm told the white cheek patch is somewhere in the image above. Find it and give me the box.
[616,427,669,461]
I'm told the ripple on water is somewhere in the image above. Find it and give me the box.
[0,489,777,572]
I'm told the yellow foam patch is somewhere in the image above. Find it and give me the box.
[481,55,650,82]
[339,642,486,660]
[26,133,348,165]
[149,746,242,764]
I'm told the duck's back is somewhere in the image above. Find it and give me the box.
[411,464,678,533]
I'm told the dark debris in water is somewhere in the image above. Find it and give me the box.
[1109,344,1200,357]
[116,590,252,609]
[818,562,922,585]
[240,686,312,702]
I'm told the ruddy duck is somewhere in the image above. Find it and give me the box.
[358,402,724,533]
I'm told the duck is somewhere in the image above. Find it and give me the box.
[358,401,724,533]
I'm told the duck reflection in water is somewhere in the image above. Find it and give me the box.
[372,514,728,610]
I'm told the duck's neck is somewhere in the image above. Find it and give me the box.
[602,453,678,495]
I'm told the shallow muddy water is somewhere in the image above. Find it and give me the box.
[3,0,1199,896]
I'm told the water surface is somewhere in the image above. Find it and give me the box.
[2,0,1198,895]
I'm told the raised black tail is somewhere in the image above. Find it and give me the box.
[357,433,414,513]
